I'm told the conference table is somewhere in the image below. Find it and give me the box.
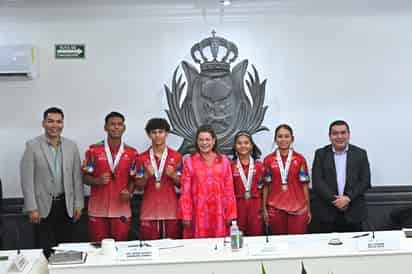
[46,230,412,274]
[2,230,411,274]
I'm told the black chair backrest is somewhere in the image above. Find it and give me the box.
[0,179,2,210]
[0,179,2,247]
[0,179,2,209]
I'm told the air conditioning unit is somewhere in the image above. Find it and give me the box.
[0,45,38,79]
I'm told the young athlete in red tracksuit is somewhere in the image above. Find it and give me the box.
[231,131,265,236]
[262,124,311,235]
[135,118,182,240]
[82,112,138,242]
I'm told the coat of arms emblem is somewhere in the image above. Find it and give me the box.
[165,31,269,155]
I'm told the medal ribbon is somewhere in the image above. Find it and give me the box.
[104,137,124,176]
[150,147,168,182]
[276,148,293,185]
[237,156,254,193]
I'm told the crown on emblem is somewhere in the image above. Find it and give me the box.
[190,30,238,73]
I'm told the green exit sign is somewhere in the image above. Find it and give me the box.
[55,44,85,59]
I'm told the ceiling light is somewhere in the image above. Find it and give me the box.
[220,0,232,7]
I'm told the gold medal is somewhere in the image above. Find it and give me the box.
[155,181,161,189]
[281,184,288,192]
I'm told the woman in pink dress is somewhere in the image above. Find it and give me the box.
[179,125,237,238]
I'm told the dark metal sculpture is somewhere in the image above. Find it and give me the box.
[165,31,269,155]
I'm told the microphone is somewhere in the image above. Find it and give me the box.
[259,208,270,243]
[8,219,30,271]
[355,218,391,251]
[119,216,150,248]
[364,218,376,239]
[264,223,270,243]
[6,218,22,254]
[15,221,21,255]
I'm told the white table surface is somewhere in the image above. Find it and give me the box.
[47,230,412,274]
[0,249,47,274]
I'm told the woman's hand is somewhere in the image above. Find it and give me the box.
[307,210,312,224]
[226,219,233,227]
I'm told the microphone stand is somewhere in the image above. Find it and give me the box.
[119,216,150,248]
[355,218,391,251]
[118,216,157,260]
[264,223,270,243]
[365,218,376,240]
[15,220,21,255]
[259,208,270,243]
[10,219,29,272]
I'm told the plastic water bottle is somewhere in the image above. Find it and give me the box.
[230,220,241,250]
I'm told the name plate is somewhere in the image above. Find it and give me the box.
[117,247,159,260]
[357,237,400,252]
[248,242,289,256]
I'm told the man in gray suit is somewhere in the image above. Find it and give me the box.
[20,107,84,252]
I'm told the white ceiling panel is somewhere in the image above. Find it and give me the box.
[0,0,411,23]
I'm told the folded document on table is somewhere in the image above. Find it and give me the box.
[146,238,184,249]
[48,251,87,265]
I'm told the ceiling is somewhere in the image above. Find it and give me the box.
[0,0,412,22]
[0,0,411,10]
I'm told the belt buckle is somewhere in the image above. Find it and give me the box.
[53,194,64,201]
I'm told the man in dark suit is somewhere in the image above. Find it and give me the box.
[312,120,371,233]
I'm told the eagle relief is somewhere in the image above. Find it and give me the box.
[165,31,269,155]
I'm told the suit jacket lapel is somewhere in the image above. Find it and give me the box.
[61,137,69,179]
[40,135,54,176]
[326,145,338,194]
[344,145,353,193]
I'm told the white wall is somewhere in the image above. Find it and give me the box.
[1,9,412,197]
